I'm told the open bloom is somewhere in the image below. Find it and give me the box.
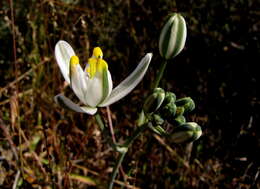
[54,40,152,115]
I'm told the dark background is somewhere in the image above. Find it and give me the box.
[0,0,259,188]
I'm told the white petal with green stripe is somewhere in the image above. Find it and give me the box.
[54,94,97,115]
[99,53,152,107]
[55,40,75,84]
[159,13,187,59]
[99,68,113,105]
[69,56,89,105]
[85,70,112,107]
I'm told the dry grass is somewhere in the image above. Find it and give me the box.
[0,0,259,188]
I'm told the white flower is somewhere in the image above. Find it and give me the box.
[54,40,152,115]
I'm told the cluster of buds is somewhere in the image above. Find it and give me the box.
[143,88,202,144]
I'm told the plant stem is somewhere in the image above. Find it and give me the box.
[153,60,168,89]
[106,106,116,144]
[95,113,105,131]
[108,123,149,189]
[122,123,149,147]
[108,152,126,189]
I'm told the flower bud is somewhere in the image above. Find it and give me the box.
[162,92,176,106]
[151,114,164,126]
[159,92,177,119]
[160,103,177,119]
[148,114,167,136]
[175,97,195,113]
[143,88,165,114]
[159,13,187,59]
[170,122,202,144]
[175,106,185,117]
[172,115,186,126]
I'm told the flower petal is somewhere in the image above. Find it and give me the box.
[84,69,112,107]
[54,94,97,115]
[99,53,152,107]
[84,72,103,107]
[70,56,89,105]
[99,68,113,105]
[55,40,75,84]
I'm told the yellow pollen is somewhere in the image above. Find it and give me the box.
[93,47,103,58]
[86,47,108,79]
[87,58,97,79]
[70,55,79,66]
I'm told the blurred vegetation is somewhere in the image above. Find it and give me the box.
[0,0,259,188]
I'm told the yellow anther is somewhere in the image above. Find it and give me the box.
[97,59,108,72]
[86,47,108,79]
[93,47,103,58]
[70,55,79,66]
[86,58,108,79]
[87,58,97,78]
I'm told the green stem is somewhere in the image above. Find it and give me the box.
[95,113,105,131]
[108,152,126,189]
[122,123,148,147]
[108,123,149,189]
[153,60,168,89]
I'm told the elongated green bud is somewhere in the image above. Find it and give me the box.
[170,122,202,143]
[143,88,165,114]
[159,13,187,59]
[176,97,195,113]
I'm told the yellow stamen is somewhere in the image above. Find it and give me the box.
[70,55,79,65]
[86,47,108,79]
[87,58,97,78]
[93,47,103,58]
[97,59,108,72]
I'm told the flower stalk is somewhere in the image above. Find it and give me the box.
[108,123,149,189]
[153,60,168,89]
[94,113,105,131]
[108,152,126,189]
